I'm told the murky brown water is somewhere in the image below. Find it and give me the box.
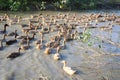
[0,11,120,80]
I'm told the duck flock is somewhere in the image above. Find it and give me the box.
[0,12,120,76]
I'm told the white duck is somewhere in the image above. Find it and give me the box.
[61,60,76,75]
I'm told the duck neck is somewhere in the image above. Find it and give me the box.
[57,47,60,53]
[41,38,43,44]
[27,40,30,46]
[18,48,21,53]
[63,40,65,46]
[3,34,6,40]
[32,34,35,39]
[35,26,37,31]
[63,61,66,67]
[0,40,3,48]
[14,34,17,40]
[3,25,7,32]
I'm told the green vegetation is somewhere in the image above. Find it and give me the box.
[0,0,120,11]
[76,29,102,48]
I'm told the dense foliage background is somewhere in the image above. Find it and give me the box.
[0,0,120,11]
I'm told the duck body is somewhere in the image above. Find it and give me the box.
[36,43,43,50]
[0,30,6,34]
[6,39,17,45]
[62,60,76,75]
[21,45,30,50]
[63,66,76,75]
[20,39,30,50]
[7,52,20,59]
[44,47,51,55]
[7,30,18,36]
[7,48,21,59]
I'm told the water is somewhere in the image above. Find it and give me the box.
[0,11,120,80]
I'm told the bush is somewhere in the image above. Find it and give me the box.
[0,0,119,11]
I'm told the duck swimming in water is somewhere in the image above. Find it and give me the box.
[6,34,17,46]
[7,48,21,59]
[61,60,77,75]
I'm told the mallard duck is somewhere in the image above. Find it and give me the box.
[7,48,21,59]
[0,24,9,34]
[61,60,76,75]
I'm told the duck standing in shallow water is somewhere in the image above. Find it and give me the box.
[53,47,61,60]
[61,60,77,75]
[6,34,17,46]
[7,30,18,36]
[20,38,30,50]
[7,48,21,59]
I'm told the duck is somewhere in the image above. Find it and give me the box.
[0,40,3,50]
[20,39,30,50]
[0,24,9,34]
[34,38,43,45]
[17,31,28,39]
[57,40,66,51]
[7,48,21,59]
[53,47,61,60]
[36,42,44,50]
[44,47,51,55]
[29,26,38,34]
[3,14,9,21]
[61,60,77,75]
[21,33,36,41]
[6,35,17,46]
[7,30,18,36]
[53,52,61,60]
[28,33,36,41]
[21,21,31,28]
[36,43,41,50]
[19,39,28,44]
[30,15,39,23]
